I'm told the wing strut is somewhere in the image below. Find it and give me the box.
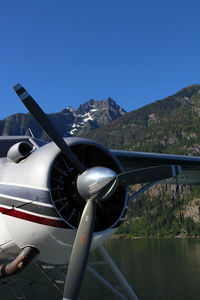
[98,245,139,300]
[128,181,157,203]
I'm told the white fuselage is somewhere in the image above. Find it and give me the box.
[0,140,125,265]
[0,211,117,264]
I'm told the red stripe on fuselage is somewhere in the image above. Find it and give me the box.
[0,206,68,228]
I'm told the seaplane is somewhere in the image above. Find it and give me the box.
[0,84,200,300]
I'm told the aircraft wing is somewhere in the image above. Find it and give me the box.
[111,150,200,185]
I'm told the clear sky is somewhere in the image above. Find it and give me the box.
[0,0,200,119]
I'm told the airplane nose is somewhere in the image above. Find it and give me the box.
[77,166,118,200]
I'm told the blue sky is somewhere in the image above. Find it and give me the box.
[0,0,200,119]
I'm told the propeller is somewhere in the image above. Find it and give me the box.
[64,167,117,300]
[63,199,96,300]
[117,165,182,186]
[64,164,181,299]
[13,84,182,300]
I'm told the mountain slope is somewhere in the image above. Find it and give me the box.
[83,84,200,156]
[81,84,200,238]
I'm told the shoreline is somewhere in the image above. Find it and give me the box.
[110,234,200,239]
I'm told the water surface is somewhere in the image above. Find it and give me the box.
[1,239,200,300]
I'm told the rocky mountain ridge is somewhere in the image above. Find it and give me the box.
[0,97,126,139]
[65,97,126,135]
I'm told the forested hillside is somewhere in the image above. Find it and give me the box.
[82,84,200,237]
[83,84,200,155]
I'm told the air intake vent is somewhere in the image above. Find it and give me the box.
[50,143,127,232]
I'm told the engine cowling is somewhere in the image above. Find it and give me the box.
[49,137,128,232]
[0,137,128,264]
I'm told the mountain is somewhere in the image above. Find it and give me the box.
[83,84,200,156]
[67,97,126,135]
[0,97,126,139]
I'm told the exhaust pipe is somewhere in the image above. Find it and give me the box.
[0,246,39,278]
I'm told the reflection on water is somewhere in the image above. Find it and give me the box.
[1,239,200,299]
[81,239,200,300]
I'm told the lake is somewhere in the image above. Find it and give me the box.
[1,239,200,300]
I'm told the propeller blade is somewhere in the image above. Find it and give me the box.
[118,165,182,186]
[63,200,96,300]
[13,84,86,174]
